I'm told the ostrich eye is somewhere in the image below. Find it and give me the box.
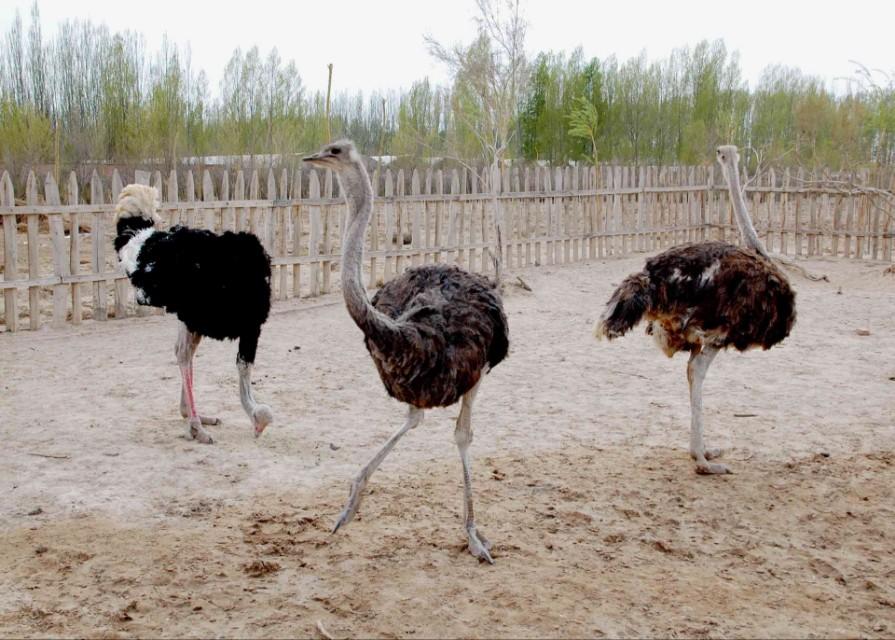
[331,147,341,155]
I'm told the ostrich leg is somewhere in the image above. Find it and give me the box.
[175,322,215,444]
[332,406,424,533]
[178,339,221,427]
[455,377,493,563]
[687,346,730,474]
[237,330,273,438]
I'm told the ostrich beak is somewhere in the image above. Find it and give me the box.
[303,151,333,166]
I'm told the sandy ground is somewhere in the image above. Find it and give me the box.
[1,254,893,638]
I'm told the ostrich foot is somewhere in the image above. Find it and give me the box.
[332,476,368,533]
[252,404,274,438]
[466,526,494,564]
[691,448,723,461]
[186,418,215,445]
[695,460,731,475]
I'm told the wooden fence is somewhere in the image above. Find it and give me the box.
[0,163,892,332]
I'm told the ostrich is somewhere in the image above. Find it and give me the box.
[303,140,509,563]
[114,184,274,444]
[595,145,796,474]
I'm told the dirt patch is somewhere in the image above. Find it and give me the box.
[0,255,893,637]
[0,448,893,638]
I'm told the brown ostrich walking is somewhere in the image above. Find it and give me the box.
[303,140,509,563]
[595,145,796,474]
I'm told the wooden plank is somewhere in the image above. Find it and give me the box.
[111,170,129,320]
[843,182,855,259]
[90,170,107,321]
[167,170,179,225]
[249,170,260,239]
[383,169,395,282]
[512,167,522,266]
[185,170,196,228]
[67,172,81,324]
[265,169,277,255]
[553,167,564,265]
[321,169,333,294]
[447,170,459,265]
[45,173,69,328]
[396,169,407,275]
[369,168,380,288]
[203,170,217,231]
[233,171,246,232]
[410,169,422,267]
[468,169,478,272]
[424,168,434,264]
[25,171,41,330]
[500,166,511,267]
[291,168,303,298]
[151,171,163,201]
[308,170,321,297]
[221,171,233,232]
[793,168,803,256]
[884,174,895,263]
[456,169,468,267]
[1,172,17,331]
[278,169,289,300]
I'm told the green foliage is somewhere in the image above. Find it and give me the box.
[0,3,893,173]
[567,96,599,165]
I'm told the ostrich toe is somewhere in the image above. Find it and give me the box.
[332,476,368,533]
[187,418,215,445]
[695,461,731,475]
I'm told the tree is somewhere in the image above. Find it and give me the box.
[426,0,528,168]
[567,96,599,166]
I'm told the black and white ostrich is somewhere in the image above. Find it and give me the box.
[596,145,796,474]
[303,141,509,563]
[114,184,274,444]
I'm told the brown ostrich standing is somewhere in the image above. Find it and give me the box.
[596,145,796,474]
[303,140,509,563]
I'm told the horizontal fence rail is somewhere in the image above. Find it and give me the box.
[0,163,892,332]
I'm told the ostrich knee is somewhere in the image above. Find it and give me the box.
[237,358,273,437]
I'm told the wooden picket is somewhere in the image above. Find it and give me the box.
[0,163,892,332]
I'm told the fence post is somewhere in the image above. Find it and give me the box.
[308,169,321,297]
[45,173,69,328]
[383,169,395,283]
[111,170,129,320]
[369,167,380,288]
[322,169,333,293]
[411,169,423,268]
[90,170,107,322]
[25,171,41,330]
[185,170,196,229]
[292,167,303,298]
[67,172,81,324]
[2,171,18,331]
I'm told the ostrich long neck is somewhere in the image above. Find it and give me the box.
[724,161,769,259]
[338,163,397,336]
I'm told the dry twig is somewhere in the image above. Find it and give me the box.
[316,620,336,640]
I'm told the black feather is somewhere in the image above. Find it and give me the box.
[118,224,272,363]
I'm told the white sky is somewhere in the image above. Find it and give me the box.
[1,0,892,95]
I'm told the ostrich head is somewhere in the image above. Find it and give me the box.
[114,184,161,253]
[302,139,362,169]
[715,145,740,175]
[303,140,371,227]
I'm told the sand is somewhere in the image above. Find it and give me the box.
[1,254,893,638]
